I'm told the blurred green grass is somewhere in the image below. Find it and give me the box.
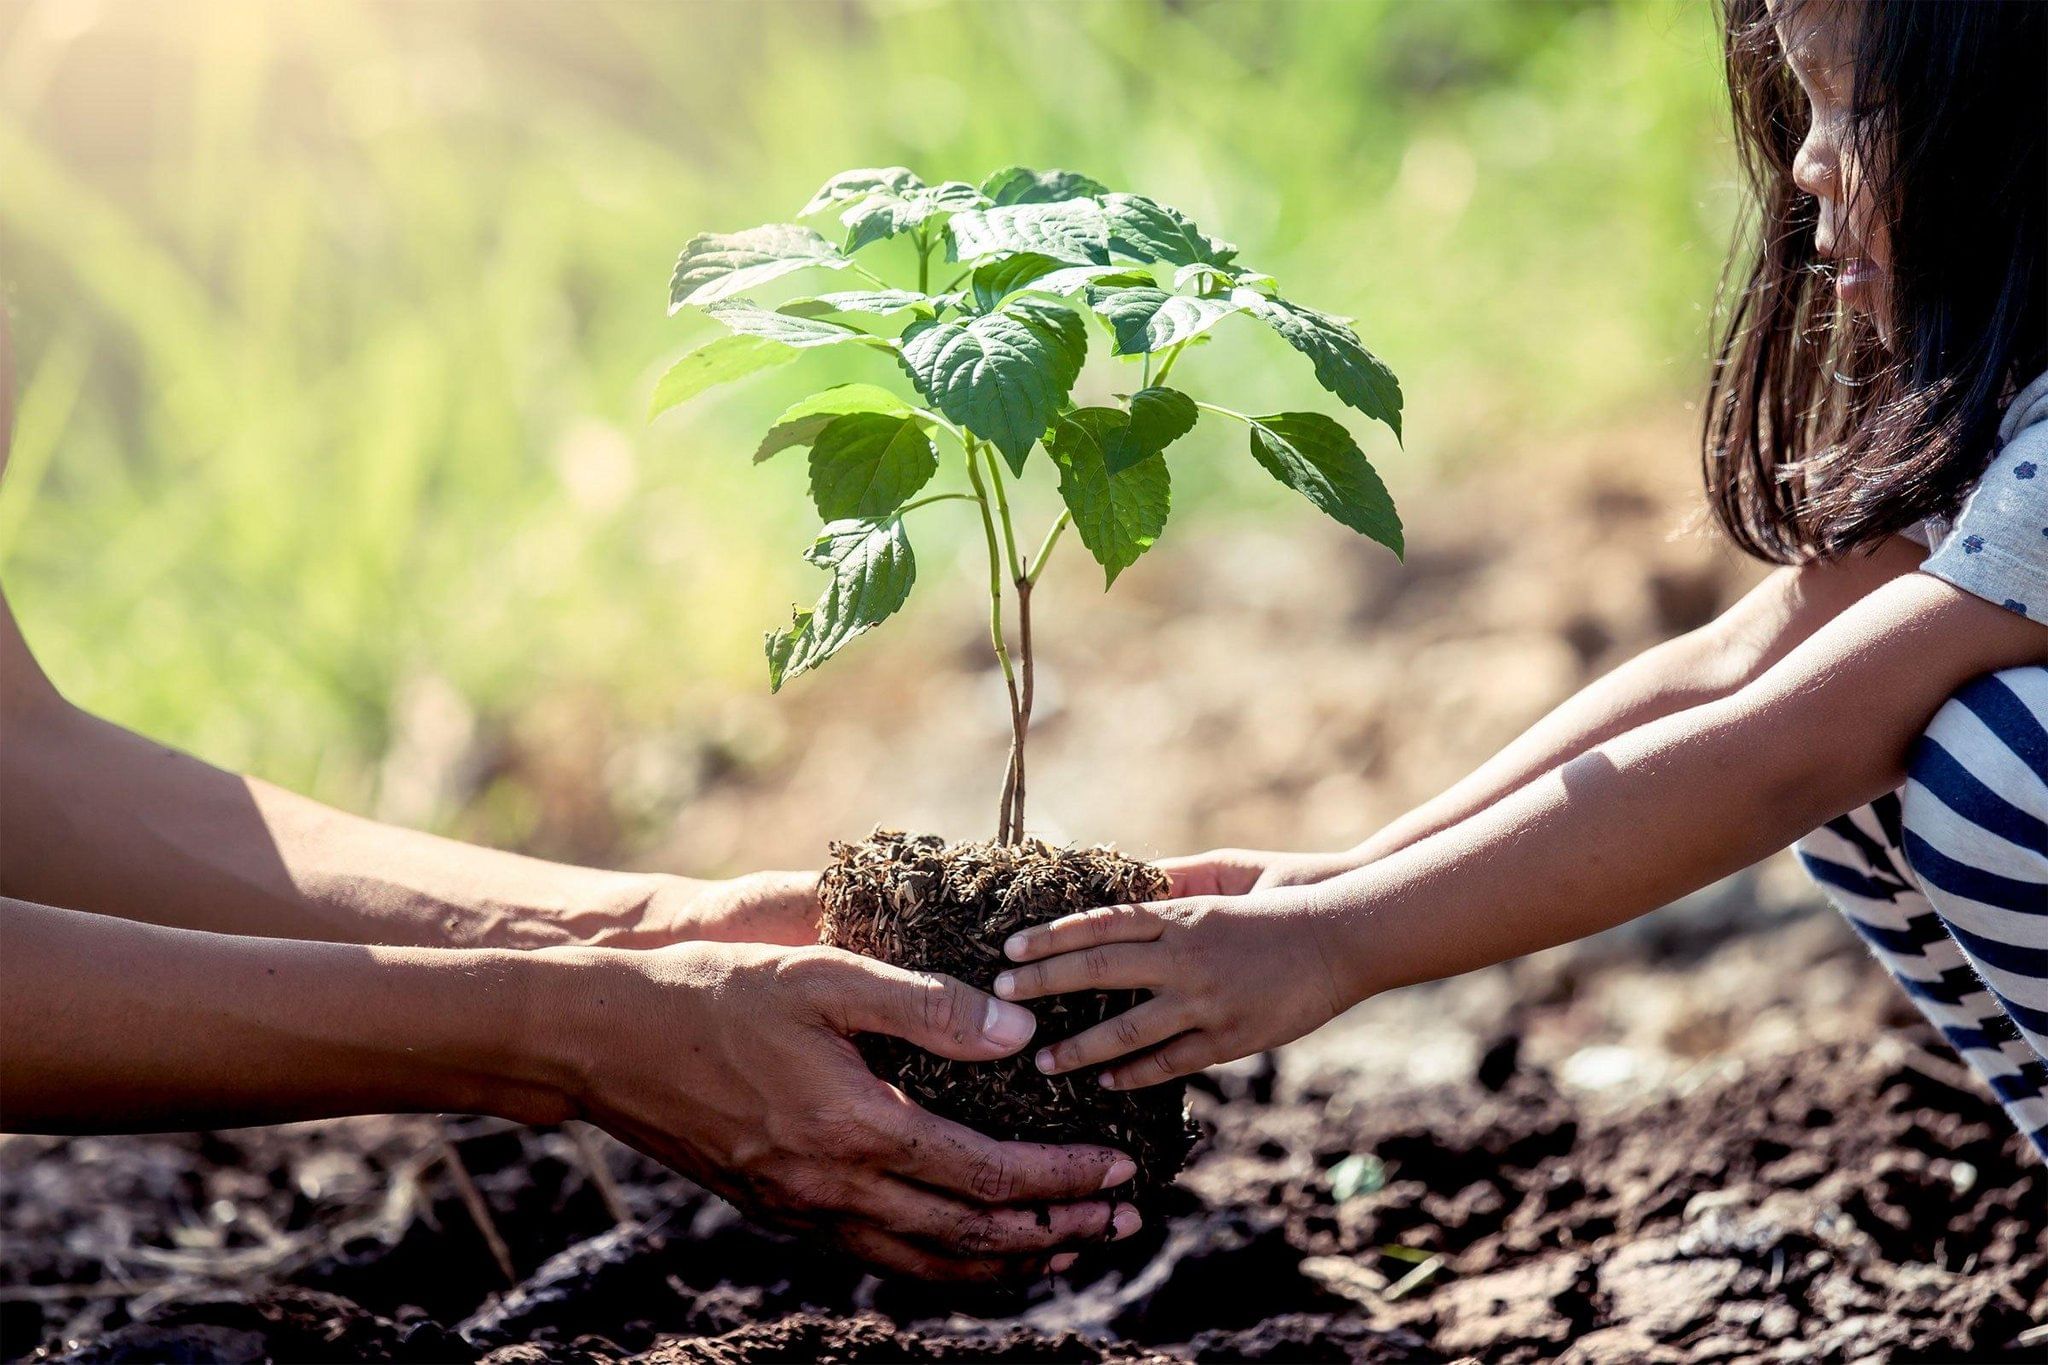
[0,0,1734,840]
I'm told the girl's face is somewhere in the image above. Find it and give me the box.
[1770,0,1893,337]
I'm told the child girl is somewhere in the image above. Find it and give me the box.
[996,0,2048,1159]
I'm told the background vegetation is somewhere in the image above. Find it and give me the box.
[0,0,1735,851]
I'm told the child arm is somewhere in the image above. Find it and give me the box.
[1004,570,2047,1088]
[1166,536,1925,895]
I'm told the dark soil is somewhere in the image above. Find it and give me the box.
[6,906,2044,1363]
[818,830,1195,1204]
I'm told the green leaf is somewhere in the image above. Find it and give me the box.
[980,166,1109,206]
[753,383,920,463]
[897,298,1088,475]
[1173,261,1239,295]
[1100,194,1238,268]
[1047,409,1172,586]
[840,181,986,253]
[703,299,893,350]
[970,255,1150,312]
[946,201,1110,266]
[800,167,923,217]
[1245,412,1402,556]
[765,516,916,691]
[806,413,938,519]
[1118,386,1199,473]
[1086,285,1242,355]
[780,290,934,317]
[668,225,849,310]
[1236,291,1402,438]
[648,336,798,418]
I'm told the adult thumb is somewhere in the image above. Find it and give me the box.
[804,951,1038,1061]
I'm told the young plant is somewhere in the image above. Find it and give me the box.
[653,166,1403,843]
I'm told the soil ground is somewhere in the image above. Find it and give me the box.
[5,425,2043,1361]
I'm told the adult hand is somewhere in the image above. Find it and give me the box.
[621,870,824,948]
[544,940,1142,1281]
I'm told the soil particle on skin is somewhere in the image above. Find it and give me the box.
[818,830,1197,1203]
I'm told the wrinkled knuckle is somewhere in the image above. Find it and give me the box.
[953,1210,999,1254]
[916,972,966,1040]
[967,1150,1021,1203]
[770,944,838,996]
[1151,1049,1181,1079]
[1082,946,1113,980]
[1114,1014,1146,1049]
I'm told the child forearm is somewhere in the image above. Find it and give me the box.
[1343,545,1923,869]
[1316,573,2040,1000]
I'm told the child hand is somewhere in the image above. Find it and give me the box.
[993,891,1361,1089]
[1156,848,1360,898]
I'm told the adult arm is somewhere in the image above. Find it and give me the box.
[0,896,1138,1279]
[0,589,812,949]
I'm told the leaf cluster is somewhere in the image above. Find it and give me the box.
[653,165,1404,690]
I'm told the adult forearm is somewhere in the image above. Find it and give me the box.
[0,896,578,1133]
[2,698,667,948]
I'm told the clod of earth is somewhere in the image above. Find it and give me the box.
[818,829,1197,1205]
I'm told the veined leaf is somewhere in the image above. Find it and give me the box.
[649,336,798,418]
[1174,261,1239,295]
[800,167,923,217]
[1245,412,1402,556]
[980,166,1111,206]
[668,225,849,310]
[1235,290,1402,437]
[806,413,938,520]
[946,200,1110,266]
[703,299,893,350]
[1119,386,1199,473]
[897,298,1088,475]
[780,290,935,318]
[970,254,1150,312]
[1100,194,1238,268]
[1048,409,1172,586]
[754,383,922,463]
[840,180,986,253]
[1086,285,1242,355]
[766,516,916,690]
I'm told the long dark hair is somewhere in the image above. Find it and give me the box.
[1706,0,2047,563]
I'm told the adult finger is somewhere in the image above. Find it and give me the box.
[1033,1000,1186,1076]
[865,1088,1138,1204]
[1003,903,1166,964]
[994,942,1161,1002]
[835,1224,1034,1284]
[853,1177,1136,1256]
[1098,1031,1223,1091]
[794,948,1038,1060]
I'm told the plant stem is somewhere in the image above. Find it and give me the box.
[897,491,978,514]
[916,225,931,295]
[963,439,1025,842]
[1152,340,1187,387]
[1026,510,1071,586]
[1012,571,1036,843]
[984,451,1027,584]
[1193,398,1250,422]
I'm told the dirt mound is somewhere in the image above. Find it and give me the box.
[819,830,1193,1202]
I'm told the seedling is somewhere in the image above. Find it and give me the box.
[654,166,1403,842]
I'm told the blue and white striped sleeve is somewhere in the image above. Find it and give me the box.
[1922,423,2048,621]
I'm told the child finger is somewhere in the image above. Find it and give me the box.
[1004,903,1164,963]
[1033,1000,1186,1075]
[993,942,1160,1001]
[1097,1032,1221,1091]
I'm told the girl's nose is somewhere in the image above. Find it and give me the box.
[1791,132,1835,202]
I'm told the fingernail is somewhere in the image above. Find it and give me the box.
[1034,1047,1056,1073]
[1003,933,1028,960]
[1048,1252,1078,1274]
[993,971,1017,999]
[1100,1157,1138,1190]
[1098,1072,1119,1090]
[1111,1205,1142,1241]
[981,997,1036,1048]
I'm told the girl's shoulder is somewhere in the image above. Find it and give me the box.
[1919,370,2048,622]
